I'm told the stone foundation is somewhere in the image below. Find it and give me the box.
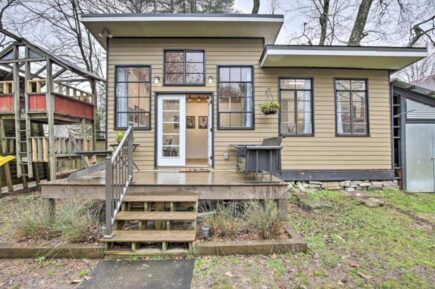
[288,180,399,193]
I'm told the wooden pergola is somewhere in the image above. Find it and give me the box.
[0,28,104,189]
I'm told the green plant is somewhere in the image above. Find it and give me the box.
[115,131,125,143]
[205,202,247,240]
[259,101,279,115]
[13,198,101,243]
[245,200,286,239]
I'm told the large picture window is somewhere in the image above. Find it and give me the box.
[335,79,368,136]
[115,65,151,129]
[279,78,313,136]
[164,50,205,85]
[218,66,254,129]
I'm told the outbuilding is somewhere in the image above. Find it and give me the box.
[392,80,435,192]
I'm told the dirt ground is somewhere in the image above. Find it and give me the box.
[0,259,98,289]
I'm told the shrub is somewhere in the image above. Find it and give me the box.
[204,202,247,240]
[245,200,286,239]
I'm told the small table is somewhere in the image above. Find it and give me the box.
[110,143,140,170]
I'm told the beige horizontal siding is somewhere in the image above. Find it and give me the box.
[107,38,392,171]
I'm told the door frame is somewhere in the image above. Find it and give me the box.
[154,92,214,168]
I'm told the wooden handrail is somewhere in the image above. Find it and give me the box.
[104,125,134,237]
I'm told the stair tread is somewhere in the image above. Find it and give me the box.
[116,211,197,221]
[102,230,196,242]
[123,195,198,203]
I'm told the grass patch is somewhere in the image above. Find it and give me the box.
[192,190,435,289]
[12,196,101,243]
[370,189,435,215]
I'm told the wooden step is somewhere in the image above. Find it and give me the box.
[116,211,197,221]
[123,194,198,203]
[102,230,196,243]
[105,248,190,257]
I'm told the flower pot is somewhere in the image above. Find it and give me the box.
[262,108,278,115]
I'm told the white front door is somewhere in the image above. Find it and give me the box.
[157,95,186,167]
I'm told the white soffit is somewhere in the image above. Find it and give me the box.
[81,14,284,48]
[261,46,428,70]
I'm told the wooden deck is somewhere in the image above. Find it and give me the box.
[40,170,288,202]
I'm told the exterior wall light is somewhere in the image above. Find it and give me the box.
[154,76,160,84]
[98,28,113,38]
[208,76,214,84]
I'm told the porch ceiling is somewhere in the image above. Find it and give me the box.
[81,14,284,48]
[260,45,428,70]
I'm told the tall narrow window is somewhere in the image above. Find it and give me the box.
[279,78,313,136]
[115,66,151,129]
[218,66,254,129]
[335,79,368,136]
[164,50,205,85]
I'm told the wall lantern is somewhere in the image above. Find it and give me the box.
[208,76,214,84]
[154,76,160,84]
[98,28,113,38]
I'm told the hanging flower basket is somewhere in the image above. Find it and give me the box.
[260,101,279,115]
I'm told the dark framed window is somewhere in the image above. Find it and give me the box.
[279,78,313,136]
[164,50,205,85]
[335,79,369,136]
[115,65,151,129]
[217,66,254,129]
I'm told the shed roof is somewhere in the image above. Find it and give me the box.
[261,45,428,70]
[392,79,435,99]
[80,13,284,48]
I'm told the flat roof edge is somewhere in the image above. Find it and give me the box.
[80,14,284,23]
[81,13,284,19]
[264,45,427,52]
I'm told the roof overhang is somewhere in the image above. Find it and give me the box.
[261,45,428,70]
[81,14,284,49]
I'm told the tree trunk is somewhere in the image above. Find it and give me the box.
[189,0,196,13]
[318,0,330,46]
[347,0,373,46]
[252,0,260,14]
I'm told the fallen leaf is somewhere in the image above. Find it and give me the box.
[349,261,359,268]
[225,271,234,278]
[357,272,372,280]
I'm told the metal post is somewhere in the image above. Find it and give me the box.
[128,127,133,181]
[104,156,113,237]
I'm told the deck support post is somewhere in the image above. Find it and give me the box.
[43,198,55,221]
[0,118,13,193]
[46,58,56,181]
[278,198,288,218]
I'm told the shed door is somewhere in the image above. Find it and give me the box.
[405,123,435,192]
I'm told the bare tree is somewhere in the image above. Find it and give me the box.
[408,14,435,47]
[252,0,259,14]
[347,0,373,45]
[318,0,330,45]
[0,0,19,29]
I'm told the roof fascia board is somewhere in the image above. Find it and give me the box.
[260,46,428,67]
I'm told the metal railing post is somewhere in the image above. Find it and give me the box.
[104,155,113,237]
[128,128,133,181]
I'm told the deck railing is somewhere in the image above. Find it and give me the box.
[104,126,133,238]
